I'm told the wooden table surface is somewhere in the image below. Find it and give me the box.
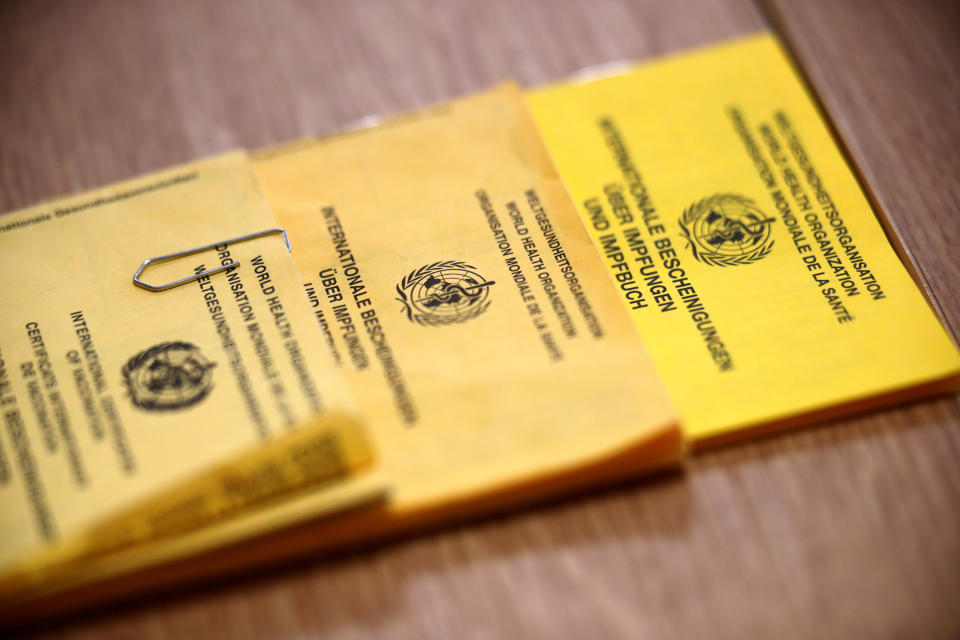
[3,0,959,637]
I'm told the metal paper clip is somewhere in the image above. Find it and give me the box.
[133,227,291,292]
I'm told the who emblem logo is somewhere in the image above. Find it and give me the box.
[395,260,495,326]
[679,194,775,267]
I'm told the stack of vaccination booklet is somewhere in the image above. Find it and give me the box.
[1,32,957,622]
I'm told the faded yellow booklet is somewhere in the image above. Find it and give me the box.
[527,33,960,444]
[1,414,379,610]
[252,84,680,536]
[0,152,383,601]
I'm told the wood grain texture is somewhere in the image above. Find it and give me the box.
[1,0,958,638]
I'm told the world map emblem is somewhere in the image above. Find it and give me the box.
[678,194,775,267]
[122,341,216,410]
[395,260,495,326]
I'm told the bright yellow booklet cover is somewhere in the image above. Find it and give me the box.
[252,84,680,540]
[528,33,960,444]
[0,152,383,609]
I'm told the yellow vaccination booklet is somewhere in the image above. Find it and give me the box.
[527,33,960,444]
[1,415,381,609]
[252,84,681,536]
[0,152,383,613]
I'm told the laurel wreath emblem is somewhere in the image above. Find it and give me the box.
[122,341,215,411]
[395,260,492,326]
[678,193,775,267]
